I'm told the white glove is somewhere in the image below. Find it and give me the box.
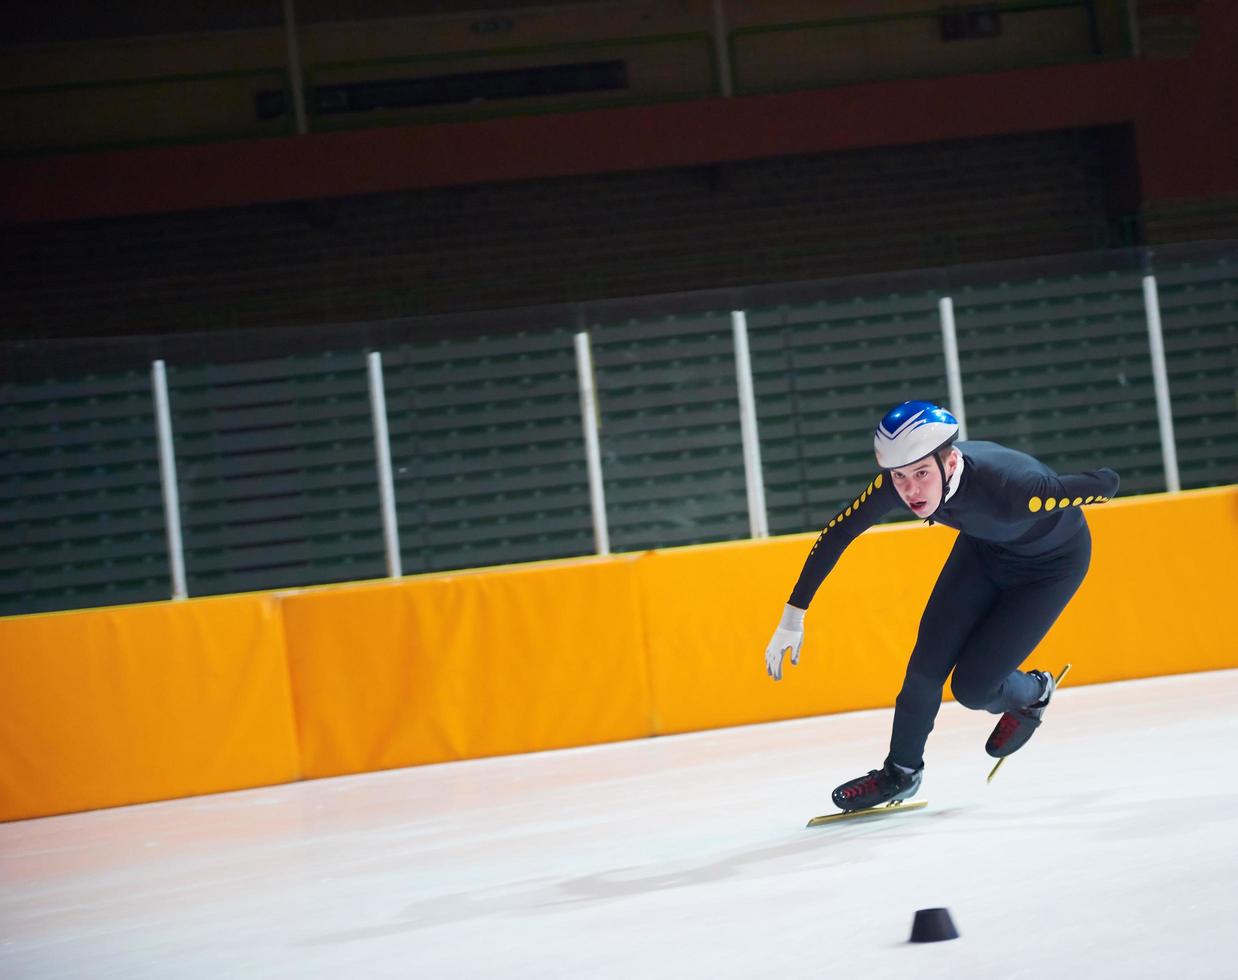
[765,604,806,681]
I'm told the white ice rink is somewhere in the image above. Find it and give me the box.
[4,669,1237,980]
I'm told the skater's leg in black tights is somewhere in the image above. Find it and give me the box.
[887,530,1092,770]
[886,536,999,770]
[950,532,1091,714]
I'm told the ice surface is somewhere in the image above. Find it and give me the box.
[3,670,1237,979]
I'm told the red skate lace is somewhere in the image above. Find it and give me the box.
[841,775,880,800]
[992,713,1020,747]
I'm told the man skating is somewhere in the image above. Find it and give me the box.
[765,401,1120,811]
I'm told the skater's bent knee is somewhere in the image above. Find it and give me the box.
[950,671,997,711]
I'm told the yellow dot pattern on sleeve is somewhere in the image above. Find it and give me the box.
[1029,493,1111,514]
[818,474,887,538]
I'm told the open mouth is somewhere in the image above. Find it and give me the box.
[909,499,928,512]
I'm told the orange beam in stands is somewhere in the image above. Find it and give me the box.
[6,0,1237,226]
[0,59,1152,224]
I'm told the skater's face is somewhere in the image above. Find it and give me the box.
[891,450,958,518]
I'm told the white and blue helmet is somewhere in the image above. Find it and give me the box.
[874,401,960,470]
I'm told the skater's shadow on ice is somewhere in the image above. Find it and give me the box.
[538,803,969,909]
[542,807,971,909]
[298,809,963,947]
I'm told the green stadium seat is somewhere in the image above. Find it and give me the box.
[1,369,170,615]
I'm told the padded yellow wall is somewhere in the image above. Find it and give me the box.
[1044,488,1238,681]
[636,523,958,734]
[2,486,1234,821]
[0,595,300,822]
[640,486,1238,735]
[281,556,653,779]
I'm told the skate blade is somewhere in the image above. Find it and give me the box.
[806,799,927,827]
[987,662,1072,783]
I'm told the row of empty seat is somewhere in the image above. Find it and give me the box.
[3,245,1233,615]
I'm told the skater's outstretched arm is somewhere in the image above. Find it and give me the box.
[1009,466,1120,518]
[788,474,902,608]
[765,474,900,680]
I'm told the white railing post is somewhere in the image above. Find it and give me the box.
[938,296,969,440]
[574,331,610,555]
[1142,274,1181,492]
[367,352,403,577]
[732,310,769,538]
[151,359,188,600]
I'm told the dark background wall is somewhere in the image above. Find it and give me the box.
[1,129,1127,338]
[1,0,1235,345]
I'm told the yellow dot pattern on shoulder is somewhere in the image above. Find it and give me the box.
[1028,497,1042,513]
[1044,498,1057,511]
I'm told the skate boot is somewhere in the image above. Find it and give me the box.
[832,760,923,812]
[985,669,1056,758]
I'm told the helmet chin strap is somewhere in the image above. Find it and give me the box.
[922,452,949,524]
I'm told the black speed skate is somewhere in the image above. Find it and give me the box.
[986,669,1057,758]
[832,760,923,812]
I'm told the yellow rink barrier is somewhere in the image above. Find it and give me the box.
[636,521,958,736]
[0,595,299,822]
[1040,486,1238,682]
[280,556,653,780]
[639,486,1238,734]
[0,486,1234,821]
